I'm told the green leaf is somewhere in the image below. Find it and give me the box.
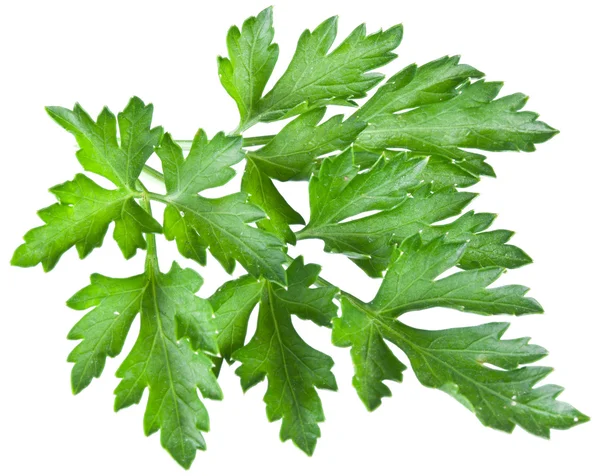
[357,80,558,158]
[68,261,220,468]
[158,130,244,195]
[246,108,365,181]
[67,273,148,394]
[164,194,286,284]
[348,61,555,183]
[13,10,587,467]
[280,257,339,327]
[300,148,530,276]
[218,7,279,125]
[335,297,588,435]
[371,234,542,317]
[12,98,163,270]
[212,257,339,361]
[45,96,163,189]
[11,174,161,270]
[396,322,589,437]
[242,160,305,244]
[351,55,484,122]
[113,262,221,469]
[305,148,426,229]
[209,275,264,362]
[299,148,470,276]
[243,16,403,126]
[214,257,338,454]
[332,295,406,410]
[156,132,287,284]
[331,232,540,411]
[332,234,586,436]
[422,210,533,270]
[352,148,494,189]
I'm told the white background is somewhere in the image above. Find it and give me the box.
[1,0,598,474]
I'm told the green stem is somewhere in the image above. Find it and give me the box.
[242,135,274,147]
[294,228,315,241]
[172,135,274,150]
[142,164,166,182]
[148,191,169,204]
[138,180,159,273]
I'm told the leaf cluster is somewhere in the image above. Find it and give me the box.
[12,7,587,468]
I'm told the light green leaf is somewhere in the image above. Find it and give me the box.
[45,96,163,189]
[218,7,279,125]
[67,273,148,394]
[164,194,286,284]
[157,131,244,195]
[11,174,161,270]
[12,98,163,270]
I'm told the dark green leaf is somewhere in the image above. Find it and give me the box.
[335,296,588,436]
[114,262,221,469]
[357,81,558,157]
[246,108,365,181]
[244,17,403,125]
[214,257,338,453]
[242,160,305,244]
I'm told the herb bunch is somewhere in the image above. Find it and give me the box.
[12,7,588,469]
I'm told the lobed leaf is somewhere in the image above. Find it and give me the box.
[246,108,365,181]
[212,257,339,453]
[11,174,160,270]
[69,262,220,468]
[241,160,305,244]
[12,98,163,270]
[221,13,403,128]
[300,148,531,276]
[218,7,279,126]
[357,80,558,165]
[114,263,221,468]
[156,133,287,284]
[46,96,163,190]
[333,238,587,436]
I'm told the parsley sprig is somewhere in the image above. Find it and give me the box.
[12,7,588,469]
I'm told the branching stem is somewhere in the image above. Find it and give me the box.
[173,135,274,150]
